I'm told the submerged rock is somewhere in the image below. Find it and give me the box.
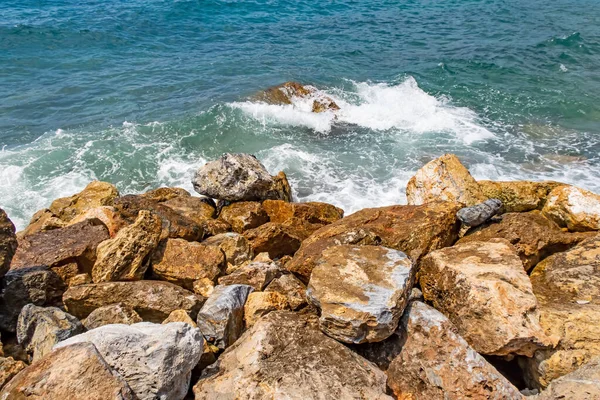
[82,303,143,330]
[0,209,17,279]
[456,198,502,227]
[542,185,600,231]
[253,81,340,114]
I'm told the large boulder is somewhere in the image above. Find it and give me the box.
[161,194,216,226]
[307,245,414,343]
[17,304,83,362]
[478,180,563,212]
[386,301,523,399]
[48,181,119,223]
[458,211,591,271]
[218,201,269,233]
[287,202,461,281]
[193,311,391,399]
[141,187,192,202]
[0,209,17,279]
[0,342,135,400]
[63,280,204,322]
[542,185,600,231]
[82,303,142,330]
[56,322,204,400]
[151,238,225,290]
[419,239,550,356]
[217,260,281,290]
[196,284,254,350]
[67,206,126,238]
[406,154,486,206]
[202,232,253,273]
[92,210,162,283]
[536,358,600,400]
[262,199,344,238]
[243,222,303,259]
[192,153,291,202]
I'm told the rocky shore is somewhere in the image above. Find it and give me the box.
[0,151,599,399]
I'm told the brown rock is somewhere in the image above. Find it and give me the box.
[271,171,293,202]
[217,261,281,291]
[201,218,231,237]
[312,97,340,113]
[50,262,79,286]
[202,232,253,274]
[420,239,550,356]
[542,185,600,231]
[68,273,91,287]
[262,199,343,238]
[162,309,197,327]
[478,180,564,212]
[48,181,119,223]
[18,209,66,238]
[218,201,268,233]
[141,187,191,202]
[192,278,215,298]
[536,358,600,400]
[243,291,290,327]
[265,274,307,310]
[68,206,126,237]
[0,209,17,279]
[0,357,27,391]
[243,222,303,259]
[162,195,216,226]
[253,81,313,105]
[82,303,143,330]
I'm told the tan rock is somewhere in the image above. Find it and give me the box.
[536,358,600,400]
[141,187,191,202]
[263,199,343,225]
[0,357,27,391]
[243,222,303,259]
[265,274,307,310]
[68,273,91,287]
[202,232,253,273]
[406,154,486,206]
[161,195,216,226]
[162,309,197,327]
[243,291,290,327]
[192,278,215,298]
[542,185,600,231]
[420,239,550,356]
[49,181,119,223]
[218,261,281,291]
[92,210,162,283]
[82,303,142,330]
[202,218,231,237]
[478,180,564,212]
[218,201,268,233]
[68,206,126,237]
[18,209,66,238]
[0,209,17,279]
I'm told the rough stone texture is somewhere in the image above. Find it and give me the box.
[162,309,197,327]
[92,210,162,283]
[193,311,391,400]
[262,199,344,235]
[542,185,600,231]
[478,180,564,213]
[196,284,254,350]
[68,206,126,238]
[161,195,216,227]
[457,198,502,227]
[192,153,291,202]
[287,202,461,282]
[420,239,551,357]
[218,261,281,291]
[243,222,303,259]
[68,273,91,286]
[0,209,17,279]
[265,274,307,310]
[386,301,524,400]
[11,219,109,272]
[458,210,591,271]
[536,358,600,400]
[202,232,253,274]
[523,235,600,389]
[202,218,231,237]
[0,266,65,332]
[82,303,143,330]
[253,82,340,115]
[218,201,269,233]
[271,171,293,202]
[192,277,215,297]
[151,238,225,289]
[406,153,487,206]
[0,343,135,400]
[48,181,119,223]
[307,245,414,344]
[17,304,84,362]
[141,187,191,202]
[50,262,79,286]
[0,357,27,391]
[244,291,290,327]
[63,280,204,322]
[18,209,66,238]
[56,322,203,400]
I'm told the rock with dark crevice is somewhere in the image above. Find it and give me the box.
[457,198,502,227]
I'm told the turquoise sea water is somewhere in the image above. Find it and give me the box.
[2,0,600,229]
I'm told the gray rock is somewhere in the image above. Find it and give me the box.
[82,303,143,330]
[0,209,17,279]
[196,284,254,350]
[56,322,204,400]
[536,357,600,400]
[17,304,84,362]
[457,198,502,227]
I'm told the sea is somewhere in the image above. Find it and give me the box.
[2,0,600,229]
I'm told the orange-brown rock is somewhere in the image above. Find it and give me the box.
[253,81,313,105]
[68,206,126,237]
[18,209,66,238]
[265,274,307,310]
[478,180,564,212]
[202,232,253,274]
[48,181,119,223]
[202,218,231,237]
[312,97,340,113]
[50,262,79,286]
[141,187,191,202]
[161,196,216,226]
[262,199,343,238]
[68,273,91,287]
[271,171,293,202]
[0,209,17,279]
[243,291,290,327]
[218,201,268,233]
[0,356,27,391]
[162,309,197,327]
[542,185,600,231]
[243,222,303,259]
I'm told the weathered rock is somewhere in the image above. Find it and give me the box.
[202,232,253,274]
[162,309,197,327]
[244,291,290,327]
[265,274,307,310]
[18,209,66,238]
[287,202,461,281]
[202,218,231,237]
[458,210,591,271]
[271,171,293,202]
[193,311,391,399]
[50,262,79,286]
[406,153,487,206]
[254,82,340,115]
[243,222,303,259]
[457,198,502,227]
[48,181,119,223]
[196,284,254,350]
[68,273,91,286]
[536,358,600,400]
[419,239,550,356]
[0,266,65,332]
[151,238,225,289]
[386,301,524,399]
[56,322,204,400]
[141,187,191,202]
[307,245,414,343]
[218,201,269,233]
[312,96,340,113]
[0,209,17,279]
[68,206,126,237]
[17,304,84,362]
[192,153,291,202]
[218,260,281,290]
[478,180,564,212]
[82,303,143,330]
[63,280,204,322]
[542,185,600,231]
[11,219,109,272]
[92,210,162,283]
[161,195,216,226]
[0,357,27,391]
[0,342,135,400]
[192,277,215,297]
[262,199,343,226]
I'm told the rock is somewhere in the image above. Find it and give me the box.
[265,274,307,310]
[92,210,162,283]
[161,195,216,226]
[312,96,340,113]
[542,185,600,231]
[63,280,204,322]
[82,303,143,330]
[11,219,109,272]
[68,206,126,237]
[48,181,119,223]
[1,337,27,364]
[287,202,461,282]
[151,238,225,290]
[458,210,591,271]
[386,301,524,399]
[202,232,253,274]
[162,309,196,327]
[56,322,203,400]
[192,153,291,202]
[69,273,91,286]
[254,82,340,114]
[478,180,564,212]
[419,239,550,356]
[218,260,281,290]
[193,311,391,399]
[457,198,502,227]
[50,262,79,286]
[202,218,231,237]
[0,209,17,279]
[271,171,293,202]
[17,304,84,362]
[141,187,191,202]
[406,154,487,206]
[244,291,290,327]
[192,278,215,297]
[243,222,303,259]
[306,245,414,343]
[18,209,66,238]
[0,266,65,332]
[196,284,254,350]
[536,358,600,400]
[262,199,344,226]
[0,357,27,391]
[218,201,269,233]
